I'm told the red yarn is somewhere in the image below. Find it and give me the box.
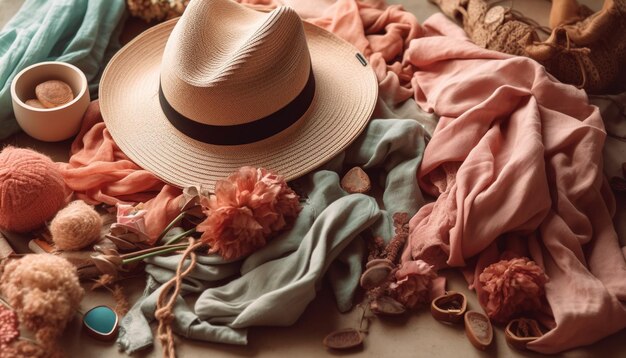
[0,147,67,233]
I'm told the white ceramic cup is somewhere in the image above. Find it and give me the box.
[11,61,90,142]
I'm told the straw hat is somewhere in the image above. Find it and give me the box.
[99,0,377,191]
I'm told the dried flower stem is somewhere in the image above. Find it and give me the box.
[164,228,196,246]
[121,244,189,265]
[155,210,190,243]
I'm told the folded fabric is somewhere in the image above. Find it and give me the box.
[590,92,626,252]
[117,118,429,351]
[0,0,127,139]
[402,13,626,354]
[194,194,379,328]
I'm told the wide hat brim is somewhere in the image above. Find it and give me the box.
[99,17,378,191]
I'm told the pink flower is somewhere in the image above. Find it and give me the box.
[389,260,437,309]
[197,167,301,260]
[479,257,548,323]
[116,203,147,232]
[0,305,19,347]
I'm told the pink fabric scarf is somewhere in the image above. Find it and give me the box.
[402,13,626,354]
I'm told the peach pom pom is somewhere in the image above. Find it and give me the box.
[479,257,548,323]
[50,200,103,251]
[389,260,437,309]
[197,166,301,260]
[0,254,84,348]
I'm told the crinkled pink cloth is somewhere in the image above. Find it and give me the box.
[402,13,626,354]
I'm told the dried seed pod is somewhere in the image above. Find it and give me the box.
[505,318,543,351]
[431,291,467,324]
[464,311,493,350]
[341,166,371,194]
[370,296,406,316]
[322,328,363,350]
[360,263,393,289]
[365,258,393,269]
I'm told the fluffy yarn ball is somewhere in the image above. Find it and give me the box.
[50,200,103,251]
[0,147,66,233]
[0,254,84,346]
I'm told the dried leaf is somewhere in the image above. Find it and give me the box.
[109,223,150,243]
[91,254,121,277]
[94,245,119,256]
[105,234,141,251]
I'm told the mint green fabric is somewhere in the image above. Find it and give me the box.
[0,0,126,139]
[118,118,430,352]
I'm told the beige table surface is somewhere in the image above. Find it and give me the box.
[2,0,625,357]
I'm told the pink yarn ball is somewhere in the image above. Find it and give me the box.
[0,147,67,233]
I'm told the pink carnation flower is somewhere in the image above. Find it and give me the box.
[197,167,301,260]
[479,257,548,323]
[389,260,437,309]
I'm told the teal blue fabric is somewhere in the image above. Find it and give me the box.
[117,118,430,352]
[0,0,127,139]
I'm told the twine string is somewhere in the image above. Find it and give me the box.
[154,237,203,358]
